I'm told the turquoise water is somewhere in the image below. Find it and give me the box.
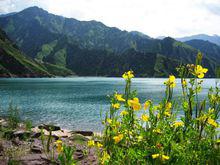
[0,78,219,132]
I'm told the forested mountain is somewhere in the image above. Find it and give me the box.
[185,39,220,63]
[0,27,53,77]
[0,28,73,77]
[0,6,218,77]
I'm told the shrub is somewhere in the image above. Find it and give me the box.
[100,53,220,164]
[7,102,21,129]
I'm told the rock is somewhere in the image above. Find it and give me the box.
[32,126,71,139]
[31,146,42,154]
[13,130,31,140]
[0,118,8,127]
[74,149,84,160]
[12,137,22,146]
[0,141,4,156]
[31,132,42,138]
[72,131,94,136]
[0,159,8,165]
[38,124,61,131]
[69,133,89,142]
[52,130,71,138]
[0,140,12,151]
[19,154,49,165]
[31,139,43,154]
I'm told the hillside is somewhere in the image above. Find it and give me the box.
[0,6,218,77]
[185,39,220,63]
[0,28,52,77]
[0,28,74,77]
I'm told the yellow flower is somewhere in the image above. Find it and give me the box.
[197,114,208,122]
[153,128,162,134]
[87,140,95,147]
[207,118,218,127]
[112,103,120,109]
[210,95,217,102]
[152,154,170,161]
[97,142,103,148]
[164,111,171,117]
[141,114,149,122]
[208,108,215,114]
[153,104,162,111]
[122,70,134,80]
[115,93,125,102]
[165,102,172,110]
[137,135,143,142]
[194,65,208,79]
[152,154,160,159]
[172,121,184,128]
[106,118,112,124]
[115,121,121,127]
[144,100,151,110]
[55,140,63,153]
[165,75,176,88]
[162,155,170,161]
[182,79,187,87]
[120,110,128,116]
[113,134,123,144]
[128,97,141,111]
[157,113,160,119]
[101,151,110,164]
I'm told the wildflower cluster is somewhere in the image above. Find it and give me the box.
[99,53,220,164]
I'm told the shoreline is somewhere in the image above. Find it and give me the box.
[0,117,100,164]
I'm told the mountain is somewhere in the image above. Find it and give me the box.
[0,6,154,56]
[0,28,51,77]
[176,34,220,46]
[0,28,74,77]
[185,39,220,63]
[0,6,218,77]
[0,12,17,17]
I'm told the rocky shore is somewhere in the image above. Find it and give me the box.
[0,118,100,165]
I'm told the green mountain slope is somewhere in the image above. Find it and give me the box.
[0,6,152,57]
[185,39,220,63]
[0,28,52,77]
[0,6,218,77]
[0,28,74,77]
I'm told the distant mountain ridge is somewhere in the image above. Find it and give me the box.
[185,39,220,63]
[0,6,219,77]
[176,34,220,46]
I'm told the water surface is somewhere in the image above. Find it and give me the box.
[0,78,219,132]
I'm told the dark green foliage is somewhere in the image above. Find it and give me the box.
[185,39,220,63]
[0,28,74,77]
[7,102,20,129]
[43,63,74,77]
[58,145,76,165]
[24,120,32,131]
[0,7,219,77]
[0,28,52,77]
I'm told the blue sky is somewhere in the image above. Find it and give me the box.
[0,0,220,38]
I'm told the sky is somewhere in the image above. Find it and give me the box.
[0,0,220,38]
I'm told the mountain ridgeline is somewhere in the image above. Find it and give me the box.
[0,6,219,77]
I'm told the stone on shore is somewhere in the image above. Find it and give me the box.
[71,131,94,136]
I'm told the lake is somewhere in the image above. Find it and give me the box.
[0,78,219,132]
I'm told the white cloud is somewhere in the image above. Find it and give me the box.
[0,0,220,38]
